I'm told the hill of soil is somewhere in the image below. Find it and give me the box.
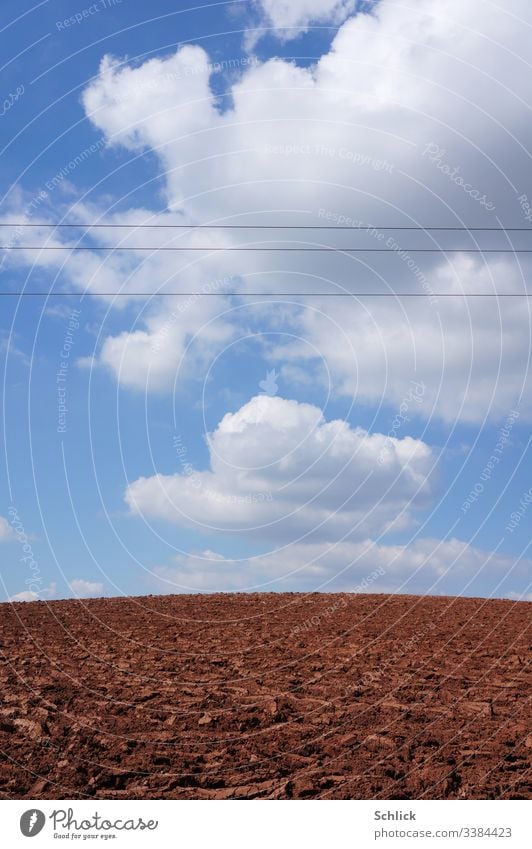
[0,593,530,799]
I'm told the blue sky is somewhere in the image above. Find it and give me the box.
[1,0,531,601]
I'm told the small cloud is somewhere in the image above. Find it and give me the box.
[76,355,96,370]
[0,516,15,542]
[45,304,77,321]
[45,303,87,327]
[246,0,357,47]
[69,578,105,598]
[10,582,57,602]
[9,590,40,602]
[0,333,30,367]
[505,590,532,602]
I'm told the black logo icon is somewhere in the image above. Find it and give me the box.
[20,810,46,837]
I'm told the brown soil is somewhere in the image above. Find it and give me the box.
[0,593,530,799]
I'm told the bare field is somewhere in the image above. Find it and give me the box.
[0,593,530,799]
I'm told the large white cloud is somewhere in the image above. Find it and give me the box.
[81,0,532,218]
[76,0,532,420]
[152,537,530,596]
[125,394,434,539]
[4,0,532,421]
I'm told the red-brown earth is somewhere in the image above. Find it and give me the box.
[0,593,530,799]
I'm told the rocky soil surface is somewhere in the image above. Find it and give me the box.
[0,593,530,799]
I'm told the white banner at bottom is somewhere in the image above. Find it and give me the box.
[1,799,529,849]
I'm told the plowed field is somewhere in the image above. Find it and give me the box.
[0,593,530,799]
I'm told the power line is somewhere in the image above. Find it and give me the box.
[4,246,532,253]
[1,223,532,231]
[1,292,531,298]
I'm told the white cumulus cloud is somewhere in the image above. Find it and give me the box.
[69,579,105,598]
[4,0,532,422]
[125,394,434,540]
[73,0,532,422]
